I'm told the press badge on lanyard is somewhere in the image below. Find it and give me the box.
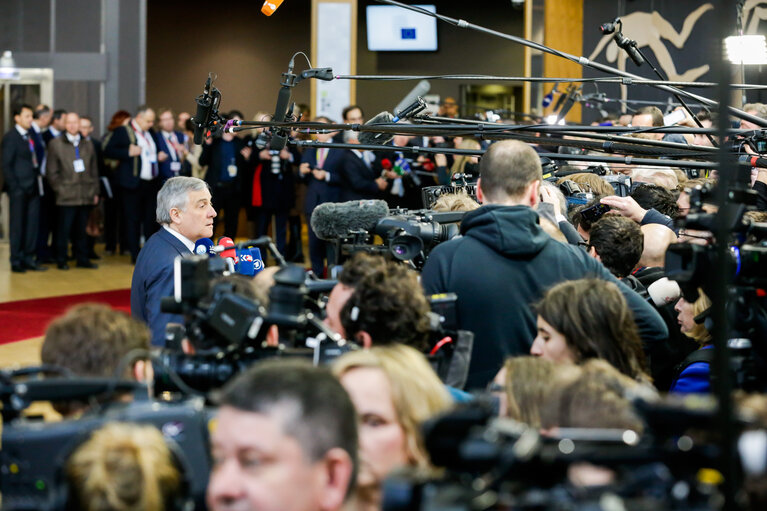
[170,161,182,174]
[73,145,85,173]
[227,158,237,178]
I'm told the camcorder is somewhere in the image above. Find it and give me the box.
[664,180,767,390]
[155,256,356,393]
[155,253,474,393]
[381,396,764,511]
[0,371,212,511]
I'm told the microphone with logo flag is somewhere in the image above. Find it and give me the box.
[193,238,215,257]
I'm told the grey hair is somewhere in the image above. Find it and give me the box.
[540,180,568,216]
[156,177,209,225]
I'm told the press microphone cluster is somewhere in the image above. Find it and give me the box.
[193,237,266,276]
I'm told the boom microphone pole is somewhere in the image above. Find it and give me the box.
[373,0,767,128]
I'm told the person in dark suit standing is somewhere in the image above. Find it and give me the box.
[153,108,190,182]
[199,111,251,239]
[299,116,344,276]
[42,108,66,145]
[80,115,106,260]
[31,105,55,263]
[46,112,100,270]
[103,106,165,263]
[1,104,47,273]
[338,148,387,202]
[131,176,216,346]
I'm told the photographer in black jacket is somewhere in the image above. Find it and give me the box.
[421,140,668,389]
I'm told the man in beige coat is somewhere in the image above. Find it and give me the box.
[46,112,100,270]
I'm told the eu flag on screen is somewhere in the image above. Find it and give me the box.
[401,28,416,39]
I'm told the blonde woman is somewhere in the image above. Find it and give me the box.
[333,344,452,511]
[671,289,713,393]
[66,423,181,511]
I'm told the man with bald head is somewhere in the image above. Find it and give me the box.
[634,223,677,287]
[46,112,100,269]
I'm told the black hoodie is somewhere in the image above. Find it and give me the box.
[422,204,669,389]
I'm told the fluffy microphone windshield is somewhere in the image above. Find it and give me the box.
[311,200,390,240]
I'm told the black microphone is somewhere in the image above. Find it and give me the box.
[600,17,619,34]
[193,77,213,145]
[614,33,645,66]
[739,154,767,168]
[271,85,292,151]
[311,200,390,240]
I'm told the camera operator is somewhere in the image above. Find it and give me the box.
[66,423,181,511]
[670,289,713,394]
[634,223,678,286]
[587,215,646,294]
[421,140,667,389]
[40,304,153,416]
[333,345,452,511]
[323,253,388,341]
[338,260,432,352]
[131,176,216,346]
[206,359,357,511]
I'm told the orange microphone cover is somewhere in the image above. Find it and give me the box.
[261,0,284,16]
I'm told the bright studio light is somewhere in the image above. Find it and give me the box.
[725,35,767,65]
[545,114,565,125]
[0,50,20,80]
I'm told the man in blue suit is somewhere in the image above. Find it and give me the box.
[131,176,217,345]
[299,117,345,276]
[153,108,190,182]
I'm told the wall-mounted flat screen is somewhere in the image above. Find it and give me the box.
[366,5,438,51]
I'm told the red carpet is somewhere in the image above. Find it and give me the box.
[0,289,131,345]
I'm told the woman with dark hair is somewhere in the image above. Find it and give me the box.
[106,110,131,132]
[530,278,650,381]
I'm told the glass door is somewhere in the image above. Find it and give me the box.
[0,68,54,242]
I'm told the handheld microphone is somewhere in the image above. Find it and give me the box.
[193,77,213,145]
[193,238,215,257]
[235,247,256,276]
[542,83,558,108]
[310,200,390,240]
[251,247,265,274]
[218,237,237,261]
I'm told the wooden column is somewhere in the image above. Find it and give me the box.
[543,0,583,123]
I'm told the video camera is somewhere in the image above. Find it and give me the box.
[381,396,762,511]
[0,370,212,511]
[155,256,356,394]
[664,180,767,389]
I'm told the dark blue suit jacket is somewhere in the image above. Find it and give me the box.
[338,150,382,202]
[103,125,142,189]
[300,147,344,214]
[153,130,189,181]
[131,228,191,346]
